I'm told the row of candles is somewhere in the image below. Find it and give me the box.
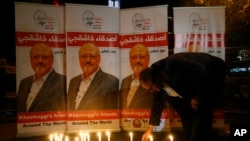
[49,131,174,141]
[49,131,111,141]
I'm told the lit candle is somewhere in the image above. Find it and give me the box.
[129,132,133,141]
[54,133,58,141]
[168,134,173,141]
[106,131,111,141]
[75,137,79,141]
[65,136,69,141]
[97,132,102,141]
[86,133,90,141]
[149,135,153,141]
[80,132,84,141]
[49,134,53,141]
[83,133,86,141]
[59,133,63,141]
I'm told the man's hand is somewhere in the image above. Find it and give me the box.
[141,126,154,141]
[191,98,199,110]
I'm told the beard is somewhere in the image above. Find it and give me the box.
[133,65,144,74]
[83,64,93,74]
[34,64,47,74]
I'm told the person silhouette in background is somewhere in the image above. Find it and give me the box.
[67,42,119,110]
[17,42,66,112]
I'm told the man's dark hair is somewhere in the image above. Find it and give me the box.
[139,67,153,86]
[139,67,165,89]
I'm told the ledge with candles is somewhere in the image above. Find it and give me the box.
[45,131,179,141]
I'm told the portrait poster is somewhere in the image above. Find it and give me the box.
[173,6,226,60]
[173,6,225,130]
[120,5,170,132]
[65,3,120,133]
[15,2,66,137]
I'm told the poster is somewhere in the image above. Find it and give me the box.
[15,2,66,137]
[173,6,225,60]
[65,3,120,133]
[173,6,226,130]
[119,5,170,132]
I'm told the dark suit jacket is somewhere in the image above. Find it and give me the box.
[67,68,119,110]
[17,69,67,112]
[120,74,153,109]
[148,52,226,125]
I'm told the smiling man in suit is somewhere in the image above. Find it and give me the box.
[17,43,66,112]
[67,42,119,110]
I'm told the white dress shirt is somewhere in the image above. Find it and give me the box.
[26,69,52,111]
[127,77,140,107]
[163,84,183,98]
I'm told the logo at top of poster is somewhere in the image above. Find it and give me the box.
[34,10,56,30]
[82,10,103,29]
[189,13,208,32]
[132,13,151,31]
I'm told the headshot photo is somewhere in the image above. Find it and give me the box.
[132,13,144,30]
[120,43,153,109]
[17,42,67,112]
[67,42,119,110]
[189,13,201,31]
[82,10,95,28]
[34,10,47,28]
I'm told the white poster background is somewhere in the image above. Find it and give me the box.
[15,2,66,137]
[173,6,225,60]
[65,3,120,132]
[120,5,170,132]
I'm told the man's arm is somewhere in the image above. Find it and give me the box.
[142,90,166,141]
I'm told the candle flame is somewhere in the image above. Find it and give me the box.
[129,132,133,141]
[129,132,133,136]
[168,134,174,141]
[97,132,102,141]
[106,131,111,141]
[65,135,69,141]
[49,134,53,141]
[106,131,110,136]
[149,135,153,141]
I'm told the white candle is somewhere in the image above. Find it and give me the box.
[106,131,111,141]
[80,132,84,141]
[97,132,102,141]
[83,133,86,141]
[129,132,133,141]
[54,133,58,141]
[59,133,63,141]
[149,135,153,141]
[86,133,90,141]
[49,134,53,141]
[65,136,69,141]
[75,137,79,141]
